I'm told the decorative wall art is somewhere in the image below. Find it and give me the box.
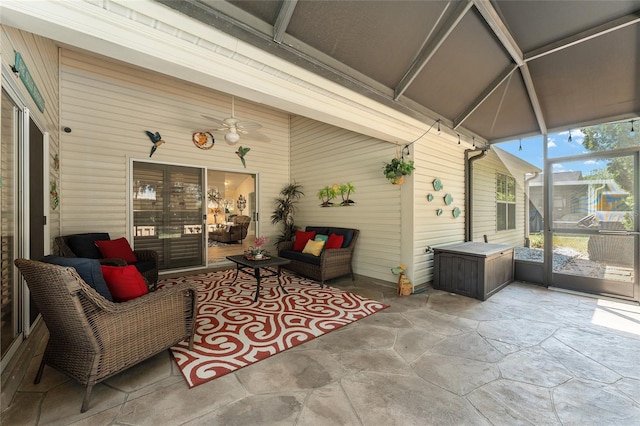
[50,179,59,210]
[317,182,356,207]
[192,131,215,150]
[427,178,460,218]
[235,146,250,168]
[144,130,165,157]
[444,193,453,205]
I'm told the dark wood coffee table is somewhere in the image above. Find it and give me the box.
[226,255,291,302]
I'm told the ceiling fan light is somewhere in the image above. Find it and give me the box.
[225,131,240,144]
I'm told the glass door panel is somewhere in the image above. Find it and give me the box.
[133,162,204,270]
[550,155,638,299]
[1,89,20,360]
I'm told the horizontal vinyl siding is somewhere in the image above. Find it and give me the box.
[2,26,60,252]
[413,135,467,288]
[472,149,526,247]
[59,49,288,247]
[290,117,400,283]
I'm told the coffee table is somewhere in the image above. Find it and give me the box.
[226,254,291,302]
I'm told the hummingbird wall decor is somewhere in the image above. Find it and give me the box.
[235,146,250,168]
[144,130,165,157]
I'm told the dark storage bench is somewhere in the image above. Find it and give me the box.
[433,242,514,301]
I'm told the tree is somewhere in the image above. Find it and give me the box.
[581,122,637,190]
[271,183,304,242]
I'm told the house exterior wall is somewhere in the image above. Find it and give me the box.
[1,25,61,251]
[472,148,527,247]
[59,49,289,251]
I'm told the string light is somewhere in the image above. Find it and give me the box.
[472,137,475,148]
[519,139,522,151]
[568,129,572,142]
[457,133,461,145]
[436,119,441,135]
[631,120,635,136]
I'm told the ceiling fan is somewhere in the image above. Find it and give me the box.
[200,97,269,144]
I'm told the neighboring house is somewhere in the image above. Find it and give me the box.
[529,171,631,232]
[471,147,541,246]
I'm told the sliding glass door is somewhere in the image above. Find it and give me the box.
[133,162,204,270]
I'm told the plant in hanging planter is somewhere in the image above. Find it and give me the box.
[317,185,337,207]
[338,182,356,206]
[383,157,415,185]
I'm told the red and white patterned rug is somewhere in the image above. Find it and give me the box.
[158,269,389,388]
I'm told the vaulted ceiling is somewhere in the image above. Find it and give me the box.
[159,0,640,144]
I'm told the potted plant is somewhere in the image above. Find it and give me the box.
[383,157,415,185]
[271,182,304,243]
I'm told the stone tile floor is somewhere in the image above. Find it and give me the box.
[2,275,640,425]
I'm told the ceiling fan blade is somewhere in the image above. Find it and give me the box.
[243,131,271,143]
[201,114,227,127]
[236,121,262,132]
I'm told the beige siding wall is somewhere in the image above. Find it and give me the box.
[290,116,401,283]
[472,148,527,246]
[412,135,468,288]
[59,49,289,250]
[1,25,60,253]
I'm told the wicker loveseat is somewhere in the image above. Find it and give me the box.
[14,258,197,413]
[277,226,359,286]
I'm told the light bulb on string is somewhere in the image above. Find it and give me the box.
[631,120,635,136]
[472,137,475,148]
[436,120,441,135]
[568,129,572,143]
[457,134,461,145]
[519,139,522,151]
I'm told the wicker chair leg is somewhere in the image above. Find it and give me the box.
[34,359,46,384]
[81,384,94,413]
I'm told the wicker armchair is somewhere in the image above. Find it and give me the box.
[277,227,359,286]
[55,233,159,290]
[14,258,197,413]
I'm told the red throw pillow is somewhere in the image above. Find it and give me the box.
[100,265,148,302]
[325,233,344,249]
[95,237,138,264]
[292,230,316,251]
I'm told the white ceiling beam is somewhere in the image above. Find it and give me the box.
[524,12,640,62]
[273,0,298,43]
[393,0,473,100]
[472,0,547,134]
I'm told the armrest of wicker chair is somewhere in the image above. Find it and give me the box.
[277,240,294,253]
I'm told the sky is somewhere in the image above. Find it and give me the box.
[496,129,608,176]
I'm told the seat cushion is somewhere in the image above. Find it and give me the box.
[293,230,316,251]
[100,265,149,302]
[133,259,156,274]
[306,226,329,235]
[40,255,113,301]
[95,237,138,264]
[279,249,322,266]
[66,233,110,258]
